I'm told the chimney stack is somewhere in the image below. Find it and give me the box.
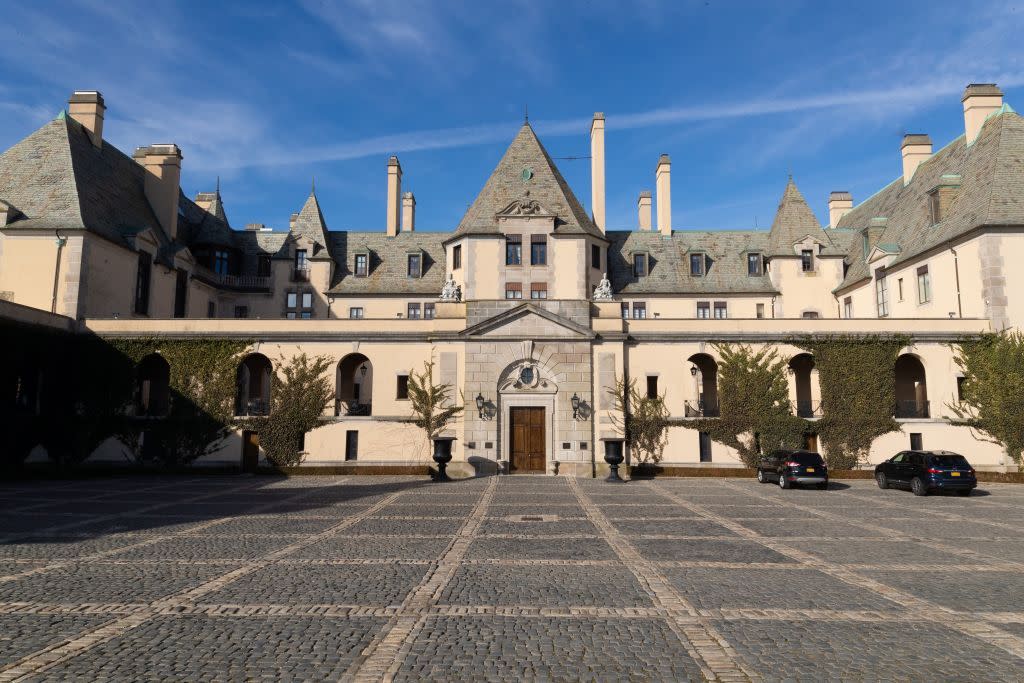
[133,144,182,241]
[637,191,652,230]
[827,191,853,227]
[962,83,1003,144]
[590,112,606,233]
[68,91,105,148]
[402,191,416,232]
[655,154,671,236]
[901,134,932,185]
[386,156,402,237]
[289,213,299,231]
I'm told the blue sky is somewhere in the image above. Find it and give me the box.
[1,0,1022,233]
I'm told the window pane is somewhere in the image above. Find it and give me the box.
[505,282,522,299]
[591,244,600,270]
[452,245,462,269]
[424,303,435,319]
[301,292,312,308]
[632,302,646,319]
[300,311,311,319]
[697,302,710,319]
[646,376,658,399]
[801,250,814,272]
[756,303,765,319]
[690,253,703,276]
[621,303,629,319]
[407,303,421,318]
[349,307,363,319]
[506,237,522,265]
[530,283,547,299]
[633,254,646,276]
[747,253,760,275]
[355,254,367,276]
[408,254,421,277]
[397,375,409,400]
[530,238,547,266]
[295,250,308,267]
[286,292,297,308]
[714,302,727,319]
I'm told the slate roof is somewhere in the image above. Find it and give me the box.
[325,230,447,295]
[292,191,331,250]
[834,106,1024,292]
[178,190,234,247]
[454,122,603,240]
[766,178,838,256]
[607,230,777,294]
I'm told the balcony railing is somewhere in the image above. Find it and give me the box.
[684,399,720,418]
[194,265,271,291]
[796,400,823,418]
[335,400,372,417]
[292,266,311,282]
[894,400,930,418]
[238,398,270,417]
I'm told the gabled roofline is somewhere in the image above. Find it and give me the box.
[459,302,596,339]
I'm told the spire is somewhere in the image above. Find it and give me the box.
[767,176,829,256]
[292,189,329,246]
[311,176,316,196]
[215,175,220,195]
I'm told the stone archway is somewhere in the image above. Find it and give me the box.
[497,358,558,474]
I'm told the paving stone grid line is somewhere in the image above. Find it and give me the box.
[0,476,1022,681]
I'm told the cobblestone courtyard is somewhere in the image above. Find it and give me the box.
[0,475,1022,681]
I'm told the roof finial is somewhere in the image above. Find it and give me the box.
[215,175,220,195]
[524,104,529,123]
[311,176,316,196]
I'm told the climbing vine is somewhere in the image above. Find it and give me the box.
[607,374,670,464]
[793,335,907,469]
[950,332,1024,471]
[690,343,807,467]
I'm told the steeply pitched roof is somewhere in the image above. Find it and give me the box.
[834,107,1024,292]
[766,178,833,256]
[454,123,602,239]
[179,190,234,247]
[325,231,447,295]
[607,230,777,295]
[292,190,330,248]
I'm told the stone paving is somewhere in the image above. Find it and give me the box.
[0,475,1022,681]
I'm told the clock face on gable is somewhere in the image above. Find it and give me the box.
[520,167,533,182]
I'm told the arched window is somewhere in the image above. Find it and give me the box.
[895,354,929,418]
[236,354,272,416]
[136,353,170,416]
[686,353,719,417]
[788,353,818,417]
[336,353,372,416]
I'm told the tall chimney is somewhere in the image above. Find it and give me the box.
[827,191,853,227]
[67,91,105,148]
[962,83,1003,144]
[386,156,402,237]
[133,144,182,241]
[655,154,671,236]
[289,213,299,231]
[590,112,606,233]
[901,134,932,185]
[402,191,416,232]
[637,191,652,230]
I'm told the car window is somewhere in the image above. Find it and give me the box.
[909,454,923,466]
[927,454,969,467]
[891,453,905,464]
[788,452,824,465]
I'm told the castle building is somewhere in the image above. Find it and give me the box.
[0,85,1019,472]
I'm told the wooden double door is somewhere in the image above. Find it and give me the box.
[509,406,546,473]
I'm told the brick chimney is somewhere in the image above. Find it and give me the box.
[68,91,105,148]
[656,154,671,236]
[901,134,932,185]
[827,191,853,227]
[637,191,652,230]
[402,191,416,232]
[962,83,1003,144]
[133,144,182,241]
[386,156,402,237]
[590,112,606,232]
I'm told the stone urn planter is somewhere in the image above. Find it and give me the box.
[432,437,455,482]
[602,439,625,483]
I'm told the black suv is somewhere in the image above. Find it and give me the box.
[757,450,828,489]
[875,450,977,496]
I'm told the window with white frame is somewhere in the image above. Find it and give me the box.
[843,296,853,318]
[917,265,931,304]
[697,301,710,319]
[801,249,814,272]
[407,302,421,319]
[747,253,762,276]
[713,301,727,319]
[876,270,889,317]
[349,307,364,319]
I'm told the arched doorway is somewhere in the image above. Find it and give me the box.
[136,353,170,416]
[497,359,557,474]
[236,353,272,416]
[895,354,929,417]
[686,353,719,417]
[789,353,818,417]
[337,353,372,416]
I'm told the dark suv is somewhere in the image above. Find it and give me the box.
[757,450,828,489]
[875,450,977,496]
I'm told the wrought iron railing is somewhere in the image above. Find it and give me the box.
[292,266,311,282]
[894,400,930,418]
[193,265,271,291]
[684,399,720,418]
[335,400,372,417]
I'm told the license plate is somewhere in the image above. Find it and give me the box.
[951,472,960,477]
[806,467,815,473]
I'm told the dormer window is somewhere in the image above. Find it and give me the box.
[928,190,941,225]
[354,252,368,277]
[407,252,422,278]
[746,253,762,276]
[633,252,648,277]
[801,249,815,272]
[689,253,704,277]
[213,250,230,275]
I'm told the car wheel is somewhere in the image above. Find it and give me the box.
[876,473,888,489]
[757,469,766,483]
[911,477,928,496]
[956,489,971,497]
[778,473,790,489]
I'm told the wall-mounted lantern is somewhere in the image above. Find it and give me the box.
[571,392,581,420]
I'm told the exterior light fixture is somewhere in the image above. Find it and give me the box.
[787,366,795,376]
[571,392,581,420]
[359,363,368,378]
[689,365,698,377]
[475,393,486,419]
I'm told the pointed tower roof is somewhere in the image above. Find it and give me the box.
[292,189,329,247]
[767,178,830,255]
[454,123,602,239]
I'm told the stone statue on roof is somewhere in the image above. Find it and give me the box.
[592,273,613,301]
[439,274,462,302]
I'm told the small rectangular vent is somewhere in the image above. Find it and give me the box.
[562,442,571,450]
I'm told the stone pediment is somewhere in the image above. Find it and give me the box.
[461,303,595,339]
[496,197,556,218]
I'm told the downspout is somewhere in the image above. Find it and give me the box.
[950,247,963,318]
[51,231,67,314]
